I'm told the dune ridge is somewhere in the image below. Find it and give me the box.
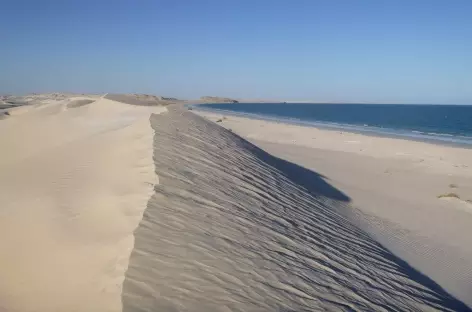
[122,108,469,311]
[0,97,165,311]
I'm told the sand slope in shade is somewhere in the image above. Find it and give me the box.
[195,110,472,307]
[123,108,470,311]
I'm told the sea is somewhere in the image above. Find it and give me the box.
[195,103,472,147]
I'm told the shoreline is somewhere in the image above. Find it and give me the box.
[191,104,472,148]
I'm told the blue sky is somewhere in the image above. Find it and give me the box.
[1,0,471,103]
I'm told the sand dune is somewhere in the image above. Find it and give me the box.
[2,99,470,311]
[123,108,469,311]
[0,97,165,311]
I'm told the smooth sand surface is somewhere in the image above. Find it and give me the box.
[122,108,470,311]
[196,110,472,308]
[0,96,165,311]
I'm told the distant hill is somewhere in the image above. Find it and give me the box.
[105,94,183,106]
[200,96,239,103]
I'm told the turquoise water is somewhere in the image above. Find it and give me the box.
[196,103,472,146]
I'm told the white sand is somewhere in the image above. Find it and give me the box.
[196,110,472,308]
[121,108,470,311]
[0,96,165,311]
[2,100,471,310]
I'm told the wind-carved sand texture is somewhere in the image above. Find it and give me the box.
[196,111,472,307]
[122,108,470,311]
[0,96,165,311]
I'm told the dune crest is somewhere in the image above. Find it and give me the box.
[0,98,165,311]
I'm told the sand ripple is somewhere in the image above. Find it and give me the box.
[123,108,469,311]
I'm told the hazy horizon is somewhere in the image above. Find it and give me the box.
[2,0,471,104]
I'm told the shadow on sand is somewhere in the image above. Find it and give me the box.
[247,144,350,202]
[122,108,471,311]
[231,129,471,311]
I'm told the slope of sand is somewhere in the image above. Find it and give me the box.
[122,108,469,311]
[0,96,165,311]
[196,110,472,308]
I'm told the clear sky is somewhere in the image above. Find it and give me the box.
[1,0,471,103]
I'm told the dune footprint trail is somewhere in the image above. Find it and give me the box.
[123,108,470,311]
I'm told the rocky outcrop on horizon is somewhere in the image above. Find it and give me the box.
[105,94,184,106]
[200,96,239,103]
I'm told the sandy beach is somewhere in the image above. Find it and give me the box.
[1,99,471,311]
